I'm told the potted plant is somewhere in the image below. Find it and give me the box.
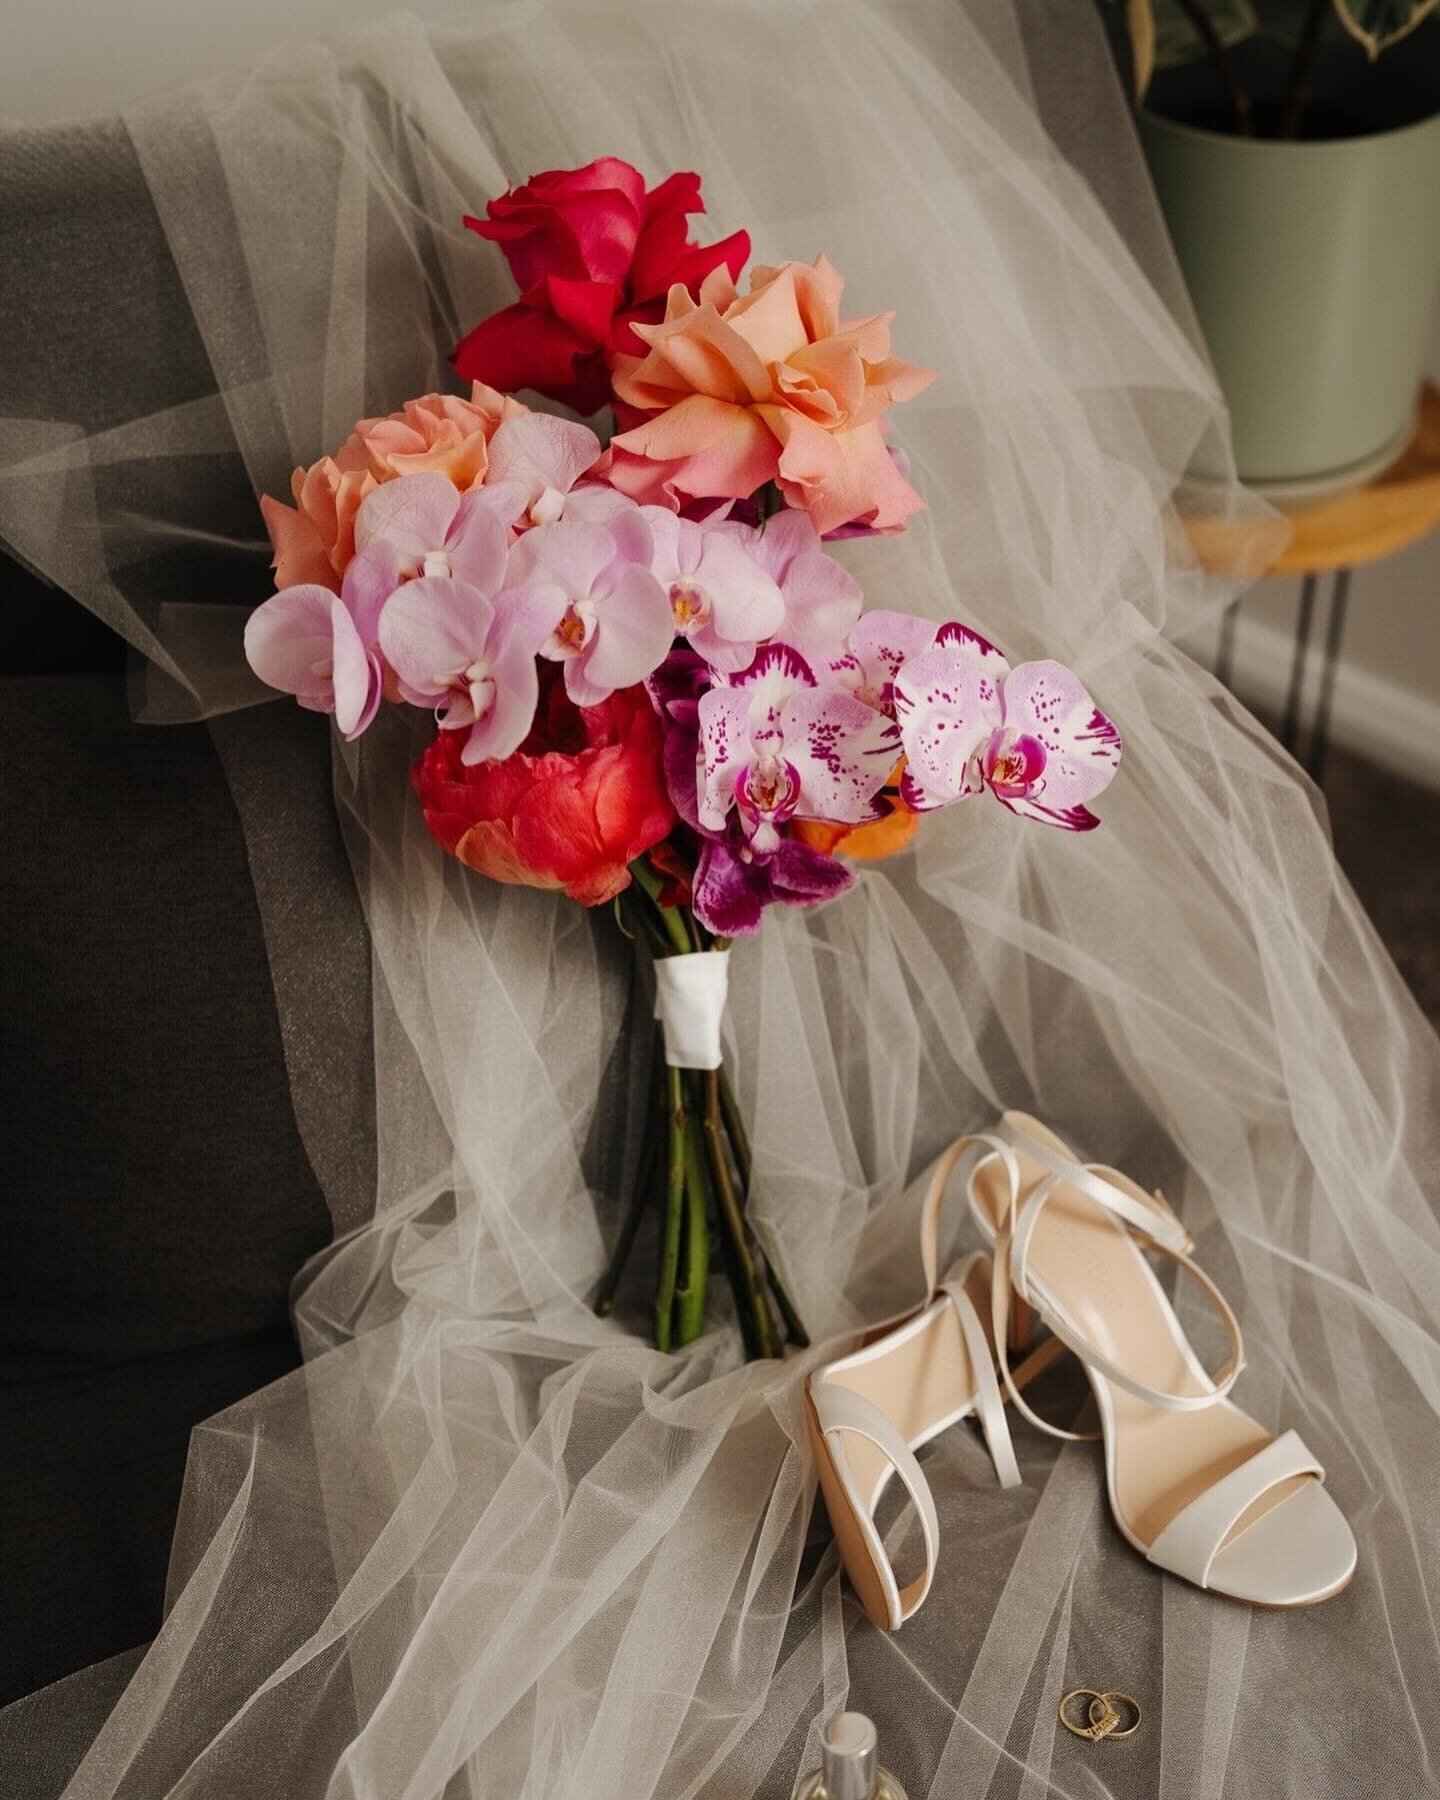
[1111,0,1440,497]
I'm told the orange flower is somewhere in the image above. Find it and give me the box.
[260,382,529,592]
[604,258,934,535]
[793,794,919,862]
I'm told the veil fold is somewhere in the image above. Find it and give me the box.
[2,4,1436,1795]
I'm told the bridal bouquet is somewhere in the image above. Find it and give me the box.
[245,157,1122,1359]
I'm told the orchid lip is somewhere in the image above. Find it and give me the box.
[735,755,801,833]
[982,728,1047,799]
[548,601,596,657]
[669,579,712,631]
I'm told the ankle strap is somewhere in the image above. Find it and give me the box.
[999,1112,1192,1257]
[927,1114,1245,1441]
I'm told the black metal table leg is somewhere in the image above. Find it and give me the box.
[1279,573,1317,753]
[1307,568,1351,783]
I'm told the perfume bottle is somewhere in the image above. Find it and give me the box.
[790,1712,909,1800]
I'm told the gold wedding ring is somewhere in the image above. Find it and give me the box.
[1058,1689,1141,1742]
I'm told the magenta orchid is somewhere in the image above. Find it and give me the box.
[698,644,899,854]
[506,512,674,706]
[243,583,383,740]
[894,625,1121,829]
[643,510,785,673]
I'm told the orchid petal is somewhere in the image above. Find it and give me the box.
[461,624,540,764]
[696,686,753,830]
[892,642,1003,811]
[353,472,461,561]
[781,687,900,823]
[484,412,602,511]
[936,619,1011,675]
[244,584,343,711]
[691,531,785,643]
[998,659,1122,815]
[994,793,1102,832]
[846,610,939,699]
[507,517,619,597]
[569,563,674,702]
[340,548,397,646]
[329,600,381,739]
[378,575,497,707]
[733,638,815,725]
[444,486,515,593]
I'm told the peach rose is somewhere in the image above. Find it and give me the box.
[260,382,529,592]
[605,258,934,535]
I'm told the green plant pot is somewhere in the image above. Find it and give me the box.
[1140,102,1440,497]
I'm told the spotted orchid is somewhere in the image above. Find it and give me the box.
[697,644,900,854]
[893,625,1121,829]
[828,609,941,714]
[505,512,675,707]
[643,510,785,673]
[243,578,383,740]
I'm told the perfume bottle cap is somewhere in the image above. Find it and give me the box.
[821,1712,878,1800]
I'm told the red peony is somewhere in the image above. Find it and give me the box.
[413,671,676,906]
[452,157,749,416]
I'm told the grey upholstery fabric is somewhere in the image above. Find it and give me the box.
[0,116,355,1706]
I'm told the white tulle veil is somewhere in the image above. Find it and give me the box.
[3,3,1438,1795]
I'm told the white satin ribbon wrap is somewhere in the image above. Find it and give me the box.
[652,950,731,1071]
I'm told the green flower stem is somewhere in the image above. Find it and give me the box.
[628,858,695,956]
[714,1064,809,1349]
[717,1065,752,1191]
[594,1045,665,1318]
[673,1105,711,1345]
[654,1064,688,1352]
[702,1069,780,1360]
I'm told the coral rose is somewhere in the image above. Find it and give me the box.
[605,257,935,535]
[453,157,749,416]
[260,383,527,592]
[413,671,676,906]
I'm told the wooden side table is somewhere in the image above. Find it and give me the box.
[1203,383,1440,780]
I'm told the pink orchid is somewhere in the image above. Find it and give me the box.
[480,412,610,530]
[828,609,941,713]
[377,577,549,764]
[343,472,512,631]
[740,510,863,666]
[642,509,785,673]
[894,625,1121,829]
[505,512,675,706]
[697,643,899,854]
[244,583,382,740]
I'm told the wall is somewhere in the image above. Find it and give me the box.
[3,0,1436,784]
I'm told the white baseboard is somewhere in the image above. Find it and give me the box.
[1225,613,1440,791]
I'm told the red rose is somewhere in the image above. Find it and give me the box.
[453,157,749,416]
[413,673,676,906]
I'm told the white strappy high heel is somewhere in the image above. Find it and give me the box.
[806,1242,1028,1632]
[935,1112,1356,1608]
